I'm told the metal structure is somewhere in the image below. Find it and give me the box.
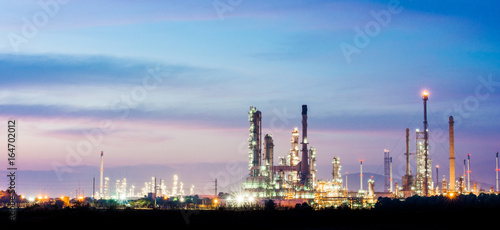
[248,106,262,177]
[496,152,499,192]
[310,147,317,189]
[263,134,274,182]
[441,176,448,194]
[449,116,456,192]
[401,128,414,197]
[467,154,471,192]
[104,177,110,199]
[242,105,317,199]
[415,128,432,196]
[359,159,363,191]
[435,165,439,191]
[300,105,309,185]
[422,91,430,196]
[99,151,104,199]
[384,149,390,192]
[390,157,393,193]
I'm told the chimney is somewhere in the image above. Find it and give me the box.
[449,116,455,192]
[300,105,309,183]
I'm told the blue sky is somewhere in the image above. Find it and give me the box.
[0,0,499,196]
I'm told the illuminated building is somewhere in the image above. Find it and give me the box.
[242,105,316,199]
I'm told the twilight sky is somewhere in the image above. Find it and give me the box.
[1,0,499,197]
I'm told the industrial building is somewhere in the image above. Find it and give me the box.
[242,105,317,199]
[241,104,377,209]
[241,92,497,209]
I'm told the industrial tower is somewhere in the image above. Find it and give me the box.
[248,106,262,177]
[100,151,104,199]
[384,149,391,192]
[401,128,414,197]
[412,91,433,196]
[242,105,316,199]
[300,105,310,185]
[422,90,430,196]
[449,116,456,192]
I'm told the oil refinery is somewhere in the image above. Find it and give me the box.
[241,104,377,208]
[239,91,500,209]
[4,91,499,211]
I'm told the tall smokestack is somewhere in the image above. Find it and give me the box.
[406,128,410,177]
[436,165,439,190]
[449,116,455,192]
[300,105,309,184]
[467,154,471,192]
[423,90,429,196]
[390,157,393,193]
[463,159,466,191]
[496,152,499,192]
[100,151,104,199]
[360,159,363,191]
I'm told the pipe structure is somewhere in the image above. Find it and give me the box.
[449,116,456,192]
[467,154,471,192]
[406,128,410,177]
[360,159,363,191]
[463,159,466,191]
[390,157,393,193]
[345,172,348,194]
[423,91,429,196]
[248,106,262,177]
[401,128,413,196]
[300,105,309,184]
[100,151,104,199]
[384,149,390,192]
[436,165,439,190]
[496,152,499,192]
[264,134,274,182]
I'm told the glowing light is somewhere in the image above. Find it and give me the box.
[213,198,218,204]
[38,196,42,200]
[248,196,254,202]
[422,90,429,98]
[448,192,455,198]
[27,197,35,202]
[236,195,244,203]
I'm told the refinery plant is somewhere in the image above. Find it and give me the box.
[240,91,500,208]
[242,105,317,199]
[241,104,377,208]
[5,92,498,211]
[93,151,194,201]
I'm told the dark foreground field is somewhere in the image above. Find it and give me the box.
[1,194,499,229]
[1,207,497,229]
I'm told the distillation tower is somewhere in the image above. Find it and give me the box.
[242,105,316,199]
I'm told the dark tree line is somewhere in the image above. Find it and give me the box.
[375,193,500,211]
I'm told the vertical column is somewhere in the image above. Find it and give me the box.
[423,90,429,196]
[449,116,455,192]
[300,105,309,183]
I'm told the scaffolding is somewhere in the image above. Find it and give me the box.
[415,129,432,196]
[248,106,262,177]
[242,106,316,199]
